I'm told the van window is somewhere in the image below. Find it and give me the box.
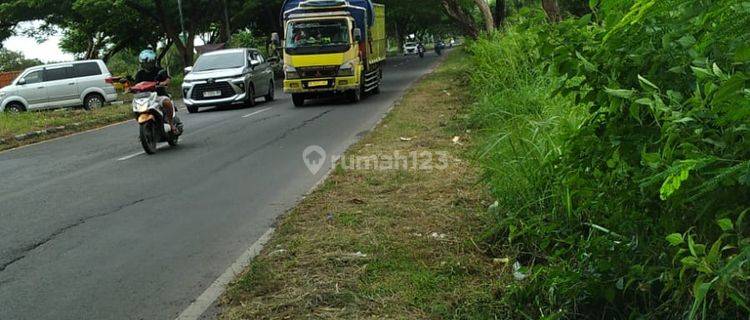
[44,66,75,82]
[74,62,102,77]
[22,70,43,85]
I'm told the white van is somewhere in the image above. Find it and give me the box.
[0,60,118,112]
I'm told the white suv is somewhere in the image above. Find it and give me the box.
[0,60,118,112]
[403,42,419,55]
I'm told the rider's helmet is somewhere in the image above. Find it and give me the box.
[138,49,157,71]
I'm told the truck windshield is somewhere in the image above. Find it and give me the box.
[285,20,351,55]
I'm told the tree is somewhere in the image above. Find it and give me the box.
[0,48,42,72]
[442,0,480,38]
[494,0,507,27]
[472,0,495,33]
[380,0,455,49]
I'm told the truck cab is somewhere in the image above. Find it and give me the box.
[276,0,385,107]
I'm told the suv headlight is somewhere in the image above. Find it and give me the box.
[284,65,300,79]
[338,60,356,77]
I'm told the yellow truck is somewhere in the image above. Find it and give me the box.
[274,0,386,107]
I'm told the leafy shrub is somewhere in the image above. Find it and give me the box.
[467,1,750,319]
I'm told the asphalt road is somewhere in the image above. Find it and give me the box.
[0,53,443,320]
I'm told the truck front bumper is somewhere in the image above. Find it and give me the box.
[283,76,359,94]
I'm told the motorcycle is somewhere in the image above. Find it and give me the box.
[418,44,425,58]
[130,81,183,154]
[435,42,444,56]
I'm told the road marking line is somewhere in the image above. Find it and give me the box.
[175,228,276,320]
[241,107,272,118]
[117,152,144,161]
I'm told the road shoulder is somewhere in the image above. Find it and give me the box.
[218,51,505,319]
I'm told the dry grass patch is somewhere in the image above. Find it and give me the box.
[220,51,506,319]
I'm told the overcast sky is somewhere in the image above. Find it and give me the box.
[3,34,75,63]
[2,21,75,63]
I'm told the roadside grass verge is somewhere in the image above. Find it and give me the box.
[0,104,131,151]
[219,51,507,319]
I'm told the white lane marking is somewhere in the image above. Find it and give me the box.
[116,143,169,161]
[242,107,272,118]
[175,228,276,320]
[117,152,144,161]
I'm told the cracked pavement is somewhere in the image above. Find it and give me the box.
[0,54,441,319]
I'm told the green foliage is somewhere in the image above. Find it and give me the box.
[0,48,41,72]
[466,1,750,318]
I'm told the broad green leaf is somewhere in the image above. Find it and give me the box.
[605,88,635,99]
[660,161,697,200]
[666,233,684,246]
[707,238,722,265]
[681,256,699,267]
[712,63,726,80]
[677,35,696,48]
[638,75,660,91]
[576,51,597,72]
[691,66,714,79]
[688,235,700,257]
[717,218,734,231]
[635,98,653,106]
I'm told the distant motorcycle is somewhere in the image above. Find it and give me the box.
[129,81,183,154]
[417,44,425,58]
[435,42,445,56]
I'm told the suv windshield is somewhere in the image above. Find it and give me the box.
[193,52,245,72]
[285,19,351,55]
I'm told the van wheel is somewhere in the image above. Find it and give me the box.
[186,105,199,113]
[292,93,305,107]
[83,93,104,110]
[265,80,275,102]
[5,102,25,113]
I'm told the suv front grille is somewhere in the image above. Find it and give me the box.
[297,66,338,79]
[191,82,235,100]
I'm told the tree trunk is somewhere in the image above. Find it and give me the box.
[494,0,507,27]
[222,0,232,43]
[542,0,562,22]
[442,0,479,38]
[472,0,495,33]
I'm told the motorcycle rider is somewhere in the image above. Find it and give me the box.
[417,41,425,58]
[133,49,177,133]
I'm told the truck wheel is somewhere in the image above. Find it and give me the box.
[292,93,305,107]
[348,89,361,103]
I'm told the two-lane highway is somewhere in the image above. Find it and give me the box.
[0,53,442,319]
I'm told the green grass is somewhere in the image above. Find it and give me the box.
[219,51,508,319]
[0,104,131,149]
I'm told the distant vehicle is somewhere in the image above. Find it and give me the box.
[435,41,445,56]
[0,60,118,112]
[275,0,386,107]
[449,38,456,48]
[181,48,275,114]
[403,42,419,55]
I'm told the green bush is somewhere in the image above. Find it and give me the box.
[467,1,749,319]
